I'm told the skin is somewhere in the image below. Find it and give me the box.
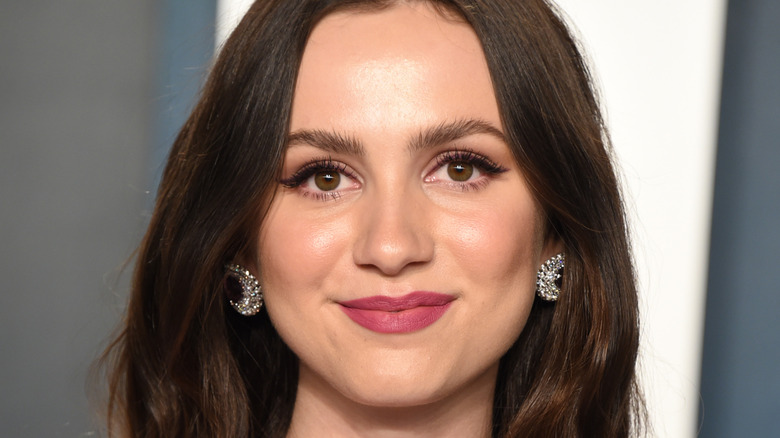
[253,3,560,437]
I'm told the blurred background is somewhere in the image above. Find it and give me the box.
[1,0,777,436]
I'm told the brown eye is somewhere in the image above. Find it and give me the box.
[314,171,341,191]
[447,162,474,181]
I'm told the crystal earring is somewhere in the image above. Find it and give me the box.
[536,253,565,301]
[224,263,263,316]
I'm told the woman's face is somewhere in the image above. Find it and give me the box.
[255,3,557,408]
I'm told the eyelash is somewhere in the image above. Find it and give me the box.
[434,149,507,175]
[279,158,358,201]
[280,158,347,188]
[279,149,508,200]
[429,149,508,192]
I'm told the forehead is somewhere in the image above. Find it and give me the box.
[290,3,500,134]
[305,3,475,62]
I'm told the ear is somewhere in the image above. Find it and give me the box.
[230,253,260,277]
[229,236,262,276]
[539,232,564,263]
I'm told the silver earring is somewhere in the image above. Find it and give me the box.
[224,263,263,316]
[536,253,564,301]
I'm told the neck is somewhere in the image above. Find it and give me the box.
[286,365,497,438]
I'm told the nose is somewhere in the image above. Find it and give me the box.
[352,187,434,276]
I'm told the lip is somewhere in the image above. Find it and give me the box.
[338,291,455,334]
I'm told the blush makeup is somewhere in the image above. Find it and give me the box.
[338,291,454,334]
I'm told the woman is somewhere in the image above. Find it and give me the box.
[103,0,645,436]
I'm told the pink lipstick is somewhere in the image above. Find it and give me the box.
[338,291,454,334]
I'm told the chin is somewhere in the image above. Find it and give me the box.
[339,377,452,409]
[333,357,495,410]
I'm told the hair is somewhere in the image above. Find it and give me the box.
[100,0,645,436]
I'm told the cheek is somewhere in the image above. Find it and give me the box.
[442,195,543,346]
[445,201,541,281]
[431,199,542,374]
[255,204,355,356]
[257,203,352,301]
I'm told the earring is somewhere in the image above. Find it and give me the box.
[224,263,263,316]
[536,253,564,301]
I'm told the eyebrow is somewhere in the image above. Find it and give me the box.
[286,118,505,155]
[409,119,506,153]
[286,129,366,156]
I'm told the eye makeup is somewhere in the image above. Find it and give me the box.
[278,157,361,201]
[432,149,507,176]
[279,157,359,189]
[424,148,509,192]
[279,147,509,200]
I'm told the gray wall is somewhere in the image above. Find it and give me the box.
[0,1,213,436]
[700,0,780,436]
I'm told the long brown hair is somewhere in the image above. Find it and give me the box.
[101,0,645,436]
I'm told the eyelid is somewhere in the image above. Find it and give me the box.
[280,148,507,199]
[279,157,362,201]
[280,158,356,187]
[427,148,508,176]
[423,148,508,192]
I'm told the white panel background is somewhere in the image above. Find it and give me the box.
[216,1,728,436]
[216,0,253,51]
[552,1,726,436]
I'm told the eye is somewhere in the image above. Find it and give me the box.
[426,149,507,189]
[312,170,341,191]
[446,161,475,182]
[280,158,360,200]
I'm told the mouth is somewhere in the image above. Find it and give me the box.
[338,291,455,334]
